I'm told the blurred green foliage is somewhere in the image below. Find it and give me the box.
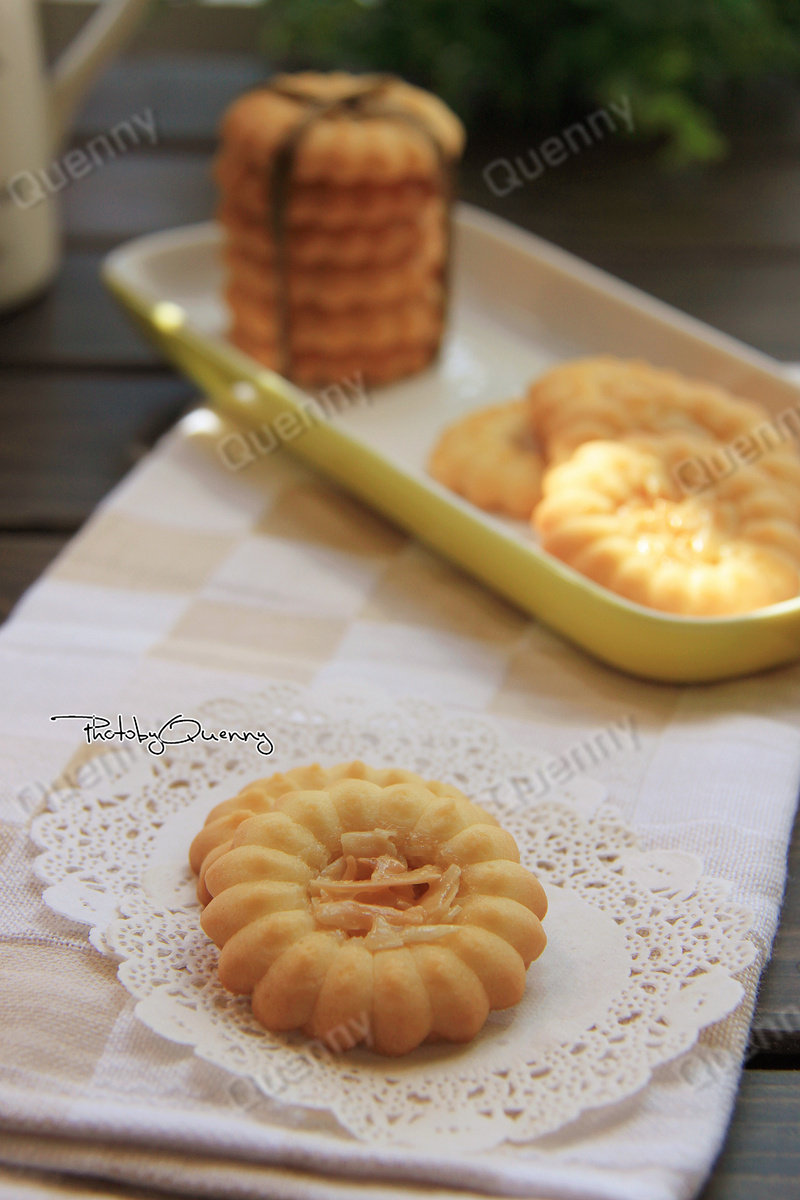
[257,0,800,165]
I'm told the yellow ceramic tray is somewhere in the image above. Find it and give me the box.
[102,205,800,684]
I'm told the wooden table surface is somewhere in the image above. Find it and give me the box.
[1,33,799,1200]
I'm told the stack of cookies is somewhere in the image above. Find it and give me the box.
[216,72,465,387]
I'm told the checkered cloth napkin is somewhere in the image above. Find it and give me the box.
[1,405,799,1200]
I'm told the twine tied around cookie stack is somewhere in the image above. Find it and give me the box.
[216,72,465,388]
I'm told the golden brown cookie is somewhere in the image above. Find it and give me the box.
[528,356,800,514]
[190,761,479,905]
[215,156,444,228]
[216,72,462,387]
[220,206,446,269]
[428,400,544,519]
[227,287,442,354]
[528,357,768,449]
[228,329,438,387]
[191,761,546,1056]
[220,73,465,184]
[534,434,800,615]
[224,248,443,311]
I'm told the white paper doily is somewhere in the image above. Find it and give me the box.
[30,685,756,1152]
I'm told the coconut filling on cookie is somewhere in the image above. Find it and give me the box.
[308,827,463,951]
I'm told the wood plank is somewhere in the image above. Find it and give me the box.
[749,804,800,1047]
[460,141,800,253]
[71,56,265,147]
[699,1071,800,1199]
[0,255,159,369]
[61,155,215,245]
[0,373,193,528]
[570,251,800,363]
[0,535,68,622]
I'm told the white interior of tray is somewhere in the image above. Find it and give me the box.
[111,206,800,550]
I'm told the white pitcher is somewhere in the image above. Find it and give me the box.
[0,0,149,311]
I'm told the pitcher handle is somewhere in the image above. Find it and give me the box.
[48,0,151,154]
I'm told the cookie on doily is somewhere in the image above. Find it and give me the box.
[217,72,464,387]
[190,760,547,1057]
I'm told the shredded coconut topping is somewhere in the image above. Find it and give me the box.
[310,830,463,944]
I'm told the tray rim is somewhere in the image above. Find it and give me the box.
[102,205,800,684]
